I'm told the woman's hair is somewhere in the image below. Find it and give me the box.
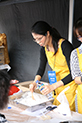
[0,70,10,109]
[74,17,82,37]
[31,21,62,54]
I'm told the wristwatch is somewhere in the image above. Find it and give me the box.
[80,76,82,82]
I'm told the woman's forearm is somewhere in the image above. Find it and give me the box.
[34,75,41,82]
[52,80,64,90]
[74,76,82,84]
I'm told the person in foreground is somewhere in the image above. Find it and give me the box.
[70,17,82,114]
[29,21,77,111]
[0,70,11,122]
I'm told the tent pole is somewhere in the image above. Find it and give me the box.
[68,0,74,43]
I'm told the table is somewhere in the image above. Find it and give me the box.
[0,81,82,123]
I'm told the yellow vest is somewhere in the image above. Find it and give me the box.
[45,39,77,111]
[76,48,82,114]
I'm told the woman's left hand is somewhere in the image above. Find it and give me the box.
[40,80,64,95]
[40,84,53,95]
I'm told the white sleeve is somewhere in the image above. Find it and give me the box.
[70,49,82,79]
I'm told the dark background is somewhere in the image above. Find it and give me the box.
[73,0,82,48]
[0,0,81,83]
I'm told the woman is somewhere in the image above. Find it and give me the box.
[30,21,77,111]
[70,17,82,114]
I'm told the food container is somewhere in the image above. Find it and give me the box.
[9,81,54,112]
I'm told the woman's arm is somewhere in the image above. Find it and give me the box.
[70,49,82,84]
[29,47,47,92]
[74,76,82,84]
[41,80,64,95]
[34,75,41,82]
[36,47,47,78]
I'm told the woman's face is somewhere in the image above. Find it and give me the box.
[32,32,49,47]
[76,29,82,42]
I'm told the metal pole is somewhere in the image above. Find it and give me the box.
[68,0,74,43]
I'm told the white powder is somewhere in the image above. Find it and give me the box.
[14,92,49,107]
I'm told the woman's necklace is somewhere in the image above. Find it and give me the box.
[46,45,49,51]
[46,45,55,52]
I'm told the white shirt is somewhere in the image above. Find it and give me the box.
[70,44,82,79]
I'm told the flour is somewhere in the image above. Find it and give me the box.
[14,92,50,107]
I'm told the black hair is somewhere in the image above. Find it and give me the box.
[74,17,82,37]
[31,21,62,54]
[0,70,10,109]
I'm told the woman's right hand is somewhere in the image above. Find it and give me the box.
[29,82,37,93]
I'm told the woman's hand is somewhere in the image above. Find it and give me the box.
[75,76,82,84]
[40,80,64,95]
[29,82,37,93]
[40,84,54,95]
[29,75,41,92]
